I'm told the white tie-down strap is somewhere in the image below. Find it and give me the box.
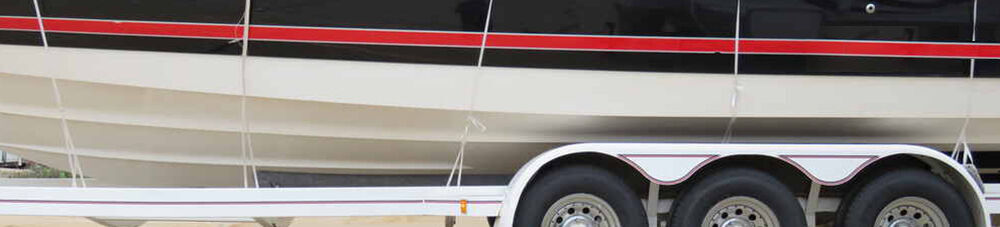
[31,0,47,47]
[33,0,86,187]
[721,83,742,144]
[447,0,496,188]
[237,0,260,188]
[447,116,488,187]
[950,117,984,188]
[950,0,979,167]
[722,0,743,144]
[951,119,975,165]
[50,79,86,188]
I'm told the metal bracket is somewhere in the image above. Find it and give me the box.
[647,182,660,227]
[805,182,821,227]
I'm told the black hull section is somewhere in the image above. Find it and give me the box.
[46,33,242,55]
[0,0,995,75]
[485,49,734,73]
[0,30,41,46]
[251,41,480,65]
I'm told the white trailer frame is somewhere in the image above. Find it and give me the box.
[0,143,998,227]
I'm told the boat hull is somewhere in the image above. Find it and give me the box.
[1,45,998,187]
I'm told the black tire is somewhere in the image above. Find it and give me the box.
[514,165,647,227]
[669,167,806,227]
[835,168,973,227]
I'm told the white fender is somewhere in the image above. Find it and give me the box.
[494,143,989,227]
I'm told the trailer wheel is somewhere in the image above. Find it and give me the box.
[836,169,973,227]
[669,167,806,227]
[514,165,647,227]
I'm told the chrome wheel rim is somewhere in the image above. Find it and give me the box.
[701,196,779,227]
[874,197,948,227]
[542,193,621,227]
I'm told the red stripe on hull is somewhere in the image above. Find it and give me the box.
[1,16,999,59]
[0,17,39,31]
[43,18,241,39]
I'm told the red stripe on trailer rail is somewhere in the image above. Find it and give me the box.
[2,16,1000,58]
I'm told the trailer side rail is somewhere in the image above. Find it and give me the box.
[0,186,506,218]
[985,184,1000,214]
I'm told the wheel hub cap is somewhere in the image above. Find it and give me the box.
[887,218,916,227]
[721,218,753,227]
[562,216,597,227]
[875,197,948,227]
[701,196,779,227]
[543,193,620,227]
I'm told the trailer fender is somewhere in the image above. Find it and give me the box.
[493,143,989,227]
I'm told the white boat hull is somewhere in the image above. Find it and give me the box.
[1,45,998,187]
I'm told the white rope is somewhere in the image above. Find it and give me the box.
[952,61,974,163]
[51,79,86,187]
[238,0,260,188]
[35,0,85,187]
[951,0,978,165]
[446,0,495,187]
[721,0,742,144]
[31,0,47,47]
[973,0,979,44]
[446,117,487,187]
[446,125,470,187]
[475,2,495,69]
